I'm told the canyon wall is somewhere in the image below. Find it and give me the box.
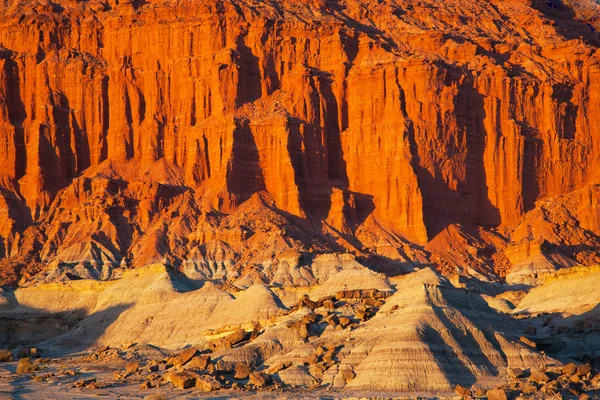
[0,0,599,284]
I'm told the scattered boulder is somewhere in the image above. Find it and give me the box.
[320,299,335,309]
[140,380,153,389]
[195,374,221,392]
[577,364,593,377]
[486,388,507,400]
[209,329,247,350]
[562,363,578,376]
[73,378,97,389]
[170,347,197,367]
[165,372,196,389]
[455,384,472,397]
[125,361,139,375]
[340,366,355,383]
[17,358,39,374]
[338,317,351,328]
[519,336,537,348]
[299,294,318,309]
[266,361,291,374]
[530,370,550,384]
[186,355,211,371]
[303,353,319,366]
[324,314,339,327]
[249,371,268,388]
[0,350,12,362]
[147,360,159,372]
[508,367,524,379]
[234,363,251,380]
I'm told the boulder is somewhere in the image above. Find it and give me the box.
[125,361,139,375]
[249,371,268,388]
[508,367,524,379]
[340,366,355,383]
[195,375,221,392]
[338,317,351,328]
[562,363,578,376]
[170,347,197,367]
[519,336,537,348]
[0,350,12,362]
[455,384,472,397]
[486,388,507,400]
[530,370,550,384]
[186,355,211,371]
[577,364,593,376]
[234,363,251,380]
[165,372,196,389]
[16,358,39,374]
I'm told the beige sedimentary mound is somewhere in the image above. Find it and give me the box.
[335,269,553,393]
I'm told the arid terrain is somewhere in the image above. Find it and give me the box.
[0,0,600,398]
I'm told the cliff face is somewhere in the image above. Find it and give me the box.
[0,0,599,285]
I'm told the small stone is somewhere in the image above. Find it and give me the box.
[195,375,221,392]
[338,317,351,328]
[186,355,210,371]
[321,299,335,309]
[314,346,327,357]
[486,388,507,400]
[125,361,139,375]
[577,364,593,377]
[455,384,472,397]
[17,358,39,374]
[340,366,355,383]
[530,370,550,384]
[249,371,268,388]
[165,372,195,389]
[234,363,251,380]
[522,384,538,394]
[303,353,319,366]
[580,394,591,400]
[508,367,524,379]
[140,380,153,389]
[266,361,291,374]
[520,336,537,348]
[170,347,197,367]
[562,363,578,376]
[0,350,12,362]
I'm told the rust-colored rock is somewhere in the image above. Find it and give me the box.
[0,0,598,288]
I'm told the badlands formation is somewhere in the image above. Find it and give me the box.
[0,0,599,398]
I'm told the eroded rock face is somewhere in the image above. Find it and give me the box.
[0,0,599,284]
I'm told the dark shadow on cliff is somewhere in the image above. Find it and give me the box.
[532,0,600,46]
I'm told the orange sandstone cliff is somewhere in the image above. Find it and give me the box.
[0,0,599,286]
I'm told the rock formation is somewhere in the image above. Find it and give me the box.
[0,0,599,286]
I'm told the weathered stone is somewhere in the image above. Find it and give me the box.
[249,372,268,388]
[455,384,472,397]
[195,375,221,392]
[165,372,196,389]
[338,317,351,328]
[577,364,593,377]
[16,358,39,374]
[486,388,507,400]
[234,363,251,380]
[171,347,197,367]
[508,367,524,379]
[125,361,139,375]
[562,363,578,376]
[519,336,537,348]
[530,370,550,384]
[0,350,12,362]
[340,366,355,383]
[186,355,211,371]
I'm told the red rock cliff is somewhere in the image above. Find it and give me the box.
[0,0,599,284]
